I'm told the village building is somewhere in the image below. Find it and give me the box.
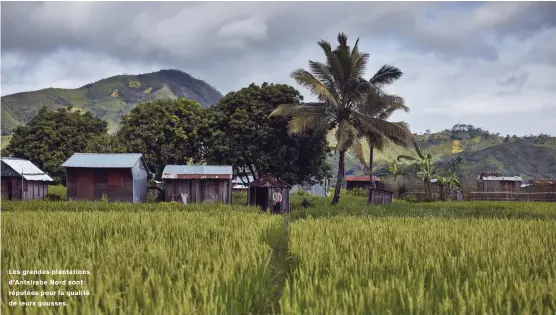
[1,157,54,200]
[232,175,254,190]
[521,180,556,193]
[291,178,330,197]
[345,175,381,190]
[162,165,233,204]
[61,153,150,202]
[477,172,522,192]
[248,174,291,213]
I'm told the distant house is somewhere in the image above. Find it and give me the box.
[477,173,522,192]
[61,153,150,202]
[232,175,254,190]
[1,157,54,200]
[162,165,233,204]
[521,180,556,193]
[291,178,329,197]
[345,175,381,190]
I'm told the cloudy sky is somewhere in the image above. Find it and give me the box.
[2,1,555,136]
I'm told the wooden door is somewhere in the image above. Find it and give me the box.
[77,171,94,200]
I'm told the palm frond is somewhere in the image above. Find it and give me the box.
[291,69,339,106]
[350,138,368,172]
[369,64,403,86]
[335,120,356,152]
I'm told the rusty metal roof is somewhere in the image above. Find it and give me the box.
[162,165,233,179]
[1,158,54,181]
[62,153,146,169]
[250,174,291,188]
[345,175,380,182]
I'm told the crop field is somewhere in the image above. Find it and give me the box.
[2,197,556,314]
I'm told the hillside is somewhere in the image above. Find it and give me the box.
[1,69,223,134]
[328,126,556,180]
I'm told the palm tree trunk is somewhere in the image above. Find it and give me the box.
[368,144,375,204]
[331,150,345,205]
[369,145,375,189]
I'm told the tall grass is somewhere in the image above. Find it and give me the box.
[2,211,285,314]
[2,196,555,314]
[282,217,556,314]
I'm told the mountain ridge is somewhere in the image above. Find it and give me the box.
[1,69,223,134]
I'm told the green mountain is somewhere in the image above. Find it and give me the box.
[1,69,223,134]
[329,126,556,180]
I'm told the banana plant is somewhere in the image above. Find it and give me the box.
[397,139,436,201]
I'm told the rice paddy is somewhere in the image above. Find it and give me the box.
[1,196,555,314]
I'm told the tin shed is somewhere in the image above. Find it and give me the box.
[248,174,291,213]
[162,165,233,204]
[345,175,381,190]
[61,153,150,202]
[1,158,54,200]
[477,175,522,192]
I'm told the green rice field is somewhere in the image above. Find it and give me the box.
[1,193,555,314]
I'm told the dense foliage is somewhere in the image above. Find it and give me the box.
[206,83,331,185]
[117,98,211,177]
[1,106,107,182]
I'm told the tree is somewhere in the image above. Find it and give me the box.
[397,139,436,201]
[352,84,412,195]
[270,32,409,204]
[206,83,331,185]
[84,133,128,153]
[436,156,463,201]
[117,98,210,178]
[2,106,107,182]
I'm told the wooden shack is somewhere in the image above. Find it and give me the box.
[477,172,522,192]
[345,175,381,190]
[248,174,291,213]
[162,165,233,204]
[522,180,556,193]
[368,188,393,204]
[61,153,150,202]
[1,157,54,200]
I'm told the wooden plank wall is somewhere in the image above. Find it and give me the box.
[66,168,134,202]
[165,179,232,204]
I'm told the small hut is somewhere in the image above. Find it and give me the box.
[248,174,291,213]
[162,165,233,204]
[345,175,381,190]
[1,157,54,200]
[477,172,522,192]
[61,153,150,202]
[368,188,393,204]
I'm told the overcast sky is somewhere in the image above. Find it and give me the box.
[2,1,555,136]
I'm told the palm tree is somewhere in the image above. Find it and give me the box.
[351,84,411,193]
[397,139,436,201]
[270,33,409,205]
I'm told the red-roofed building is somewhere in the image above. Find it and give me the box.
[345,175,381,190]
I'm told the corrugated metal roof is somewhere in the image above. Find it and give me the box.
[162,165,233,179]
[345,175,380,182]
[1,158,54,181]
[481,176,522,181]
[61,153,144,169]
